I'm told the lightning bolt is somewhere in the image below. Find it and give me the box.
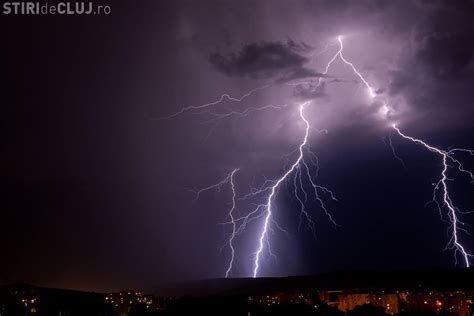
[164,80,337,277]
[224,168,239,278]
[392,125,473,266]
[254,102,313,277]
[192,168,243,278]
[336,36,377,98]
[160,84,272,120]
[190,169,239,202]
[334,35,474,267]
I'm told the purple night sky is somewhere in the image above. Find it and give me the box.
[3,0,474,292]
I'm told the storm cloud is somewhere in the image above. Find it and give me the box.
[209,40,325,83]
[292,81,327,100]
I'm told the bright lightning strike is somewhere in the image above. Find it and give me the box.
[254,101,321,278]
[335,35,474,267]
[314,35,376,99]
[191,168,243,278]
[337,36,377,98]
[165,79,336,277]
[392,125,473,267]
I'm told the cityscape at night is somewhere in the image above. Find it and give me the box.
[3,0,474,315]
[2,269,474,315]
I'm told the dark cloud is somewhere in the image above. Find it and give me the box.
[276,68,326,84]
[292,81,327,100]
[286,38,314,54]
[209,40,325,82]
